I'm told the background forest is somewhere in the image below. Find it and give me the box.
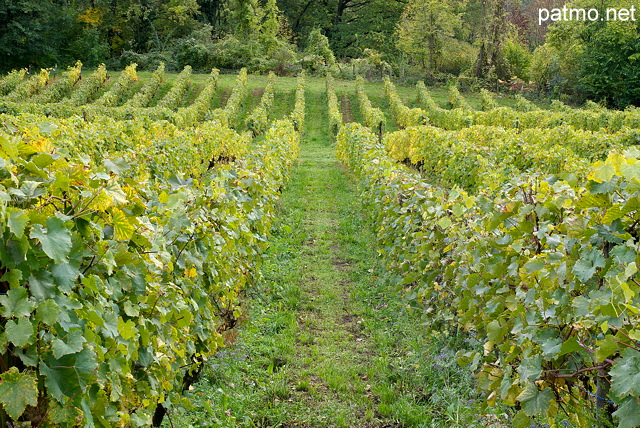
[1,0,640,107]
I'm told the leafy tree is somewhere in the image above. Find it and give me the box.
[277,0,335,47]
[196,0,225,32]
[300,28,336,72]
[502,34,532,81]
[304,28,335,65]
[474,0,510,79]
[331,0,404,59]
[534,0,640,106]
[260,0,280,53]
[396,0,465,72]
[227,0,261,40]
[0,0,68,71]
[277,0,403,59]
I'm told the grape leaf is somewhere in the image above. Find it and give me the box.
[573,248,605,282]
[118,318,137,340]
[41,348,97,401]
[111,208,134,240]
[610,351,640,398]
[6,317,35,347]
[0,286,34,318]
[517,383,554,417]
[559,337,583,356]
[28,271,55,301]
[517,355,542,381]
[511,410,532,428]
[592,161,616,182]
[0,368,38,420]
[52,328,86,359]
[620,160,640,182]
[104,181,127,206]
[596,335,619,362]
[30,217,72,263]
[612,396,640,428]
[52,262,80,293]
[7,207,29,238]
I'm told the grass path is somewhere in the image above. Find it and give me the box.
[165,82,509,428]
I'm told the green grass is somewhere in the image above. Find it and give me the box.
[160,76,512,428]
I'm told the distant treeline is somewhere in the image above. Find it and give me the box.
[1,0,639,107]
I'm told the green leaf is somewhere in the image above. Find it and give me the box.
[576,193,608,209]
[7,207,29,238]
[41,348,97,401]
[36,299,61,326]
[602,204,628,224]
[118,318,137,340]
[6,317,35,347]
[38,122,58,134]
[511,410,531,428]
[612,396,640,428]
[0,286,34,318]
[0,269,22,289]
[29,271,55,301]
[487,320,507,342]
[0,135,19,160]
[619,160,640,182]
[573,248,605,282]
[518,384,554,417]
[559,337,583,356]
[524,258,546,274]
[52,262,80,293]
[52,328,86,359]
[30,217,72,263]
[15,347,38,369]
[592,161,616,182]
[540,337,562,358]
[123,301,139,317]
[0,368,38,420]
[81,397,95,428]
[610,351,640,398]
[596,335,620,362]
[437,217,451,229]
[32,152,56,168]
[517,355,542,381]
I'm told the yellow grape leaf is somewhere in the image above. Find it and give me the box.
[602,204,628,224]
[0,368,38,420]
[629,329,640,340]
[118,318,137,340]
[620,159,640,181]
[625,304,640,315]
[621,282,636,302]
[89,191,112,211]
[111,208,134,241]
[31,137,53,153]
[0,135,20,160]
[575,194,608,210]
[590,161,616,183]
[104,181,127,206]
